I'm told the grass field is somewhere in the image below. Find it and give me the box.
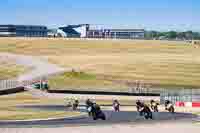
[0,60,27,80]
[0,92,82,120]
[48,71,127,91]
[0,38,200,89]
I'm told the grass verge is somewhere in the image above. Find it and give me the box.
[0,92,83,120]
[0,61,28,80]
[48,71,128,92]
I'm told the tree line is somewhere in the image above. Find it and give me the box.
[145,31,200,40]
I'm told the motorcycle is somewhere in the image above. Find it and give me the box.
[136,100,145,116]
[87,103,106,120]
[113,100,120,112]
[138,104,153,119]
[143,105,153,119]
[92,109,106,120]
[150,101,159,112]
[166,103,175,113]
[165,100,175,113]
[144,111,153,119]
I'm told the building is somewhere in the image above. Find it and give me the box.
[86,25,145,39]
[47,29,67,38]
[59,24,89,38]
[87,28,145,39]
[58,24,145,39]
[0,25,48,37]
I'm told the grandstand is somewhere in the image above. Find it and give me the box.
[57,24,145,39]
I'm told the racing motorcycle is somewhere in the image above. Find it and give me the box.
[136,100,145,116]
[150,100,159,112]
[142,105,153,119]
[113,100,120,112]
[86,100,106,120]
[165,100,175,113]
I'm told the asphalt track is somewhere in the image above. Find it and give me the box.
[0,105,196,128]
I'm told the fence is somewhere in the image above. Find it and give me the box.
[160,88,200,104]
[0,79,43,91]
[2,78,200,103]
[128,87,162,94]
[0,80,20,90]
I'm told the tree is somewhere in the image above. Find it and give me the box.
[185,31,193,40]
[167,31,177,39]
[193,32,200,40]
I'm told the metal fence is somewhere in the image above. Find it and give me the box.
[2,78,200,104]
[0,79,41,91]
[0,80,20,90]
[160,88,200,104]
[128,87,162,94]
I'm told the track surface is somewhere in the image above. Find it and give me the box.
[0,105,195,128]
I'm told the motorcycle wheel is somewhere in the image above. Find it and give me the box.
[101,113,106,120]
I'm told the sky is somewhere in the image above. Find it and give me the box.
[0,0,199,31]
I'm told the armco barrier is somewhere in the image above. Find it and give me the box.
[0,87,25,96]
[0,80,21,91]
[48,89,160,96]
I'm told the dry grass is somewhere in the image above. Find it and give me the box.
[48,72,127,91]
[0,92,82,120]
[0,60,27,80]
[0,38,200,89]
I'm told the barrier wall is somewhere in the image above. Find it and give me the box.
[0,87,25,95]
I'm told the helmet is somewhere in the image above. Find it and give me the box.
[150,100,155,104]
[137,100,140,102]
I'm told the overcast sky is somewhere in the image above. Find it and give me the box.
[0,0,199,31]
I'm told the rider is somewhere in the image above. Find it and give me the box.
[150,99,159,112]
[165,100,170,110]
[85,99,95,116]
[94,103,101,112]
[86,99,93,109]
[165,100,175,113]
[113,99,120,112]
[136,100,144,115]
[72,99,79,110]
[91,103,106,120]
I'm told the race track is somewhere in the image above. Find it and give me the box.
[0,105,196,128]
